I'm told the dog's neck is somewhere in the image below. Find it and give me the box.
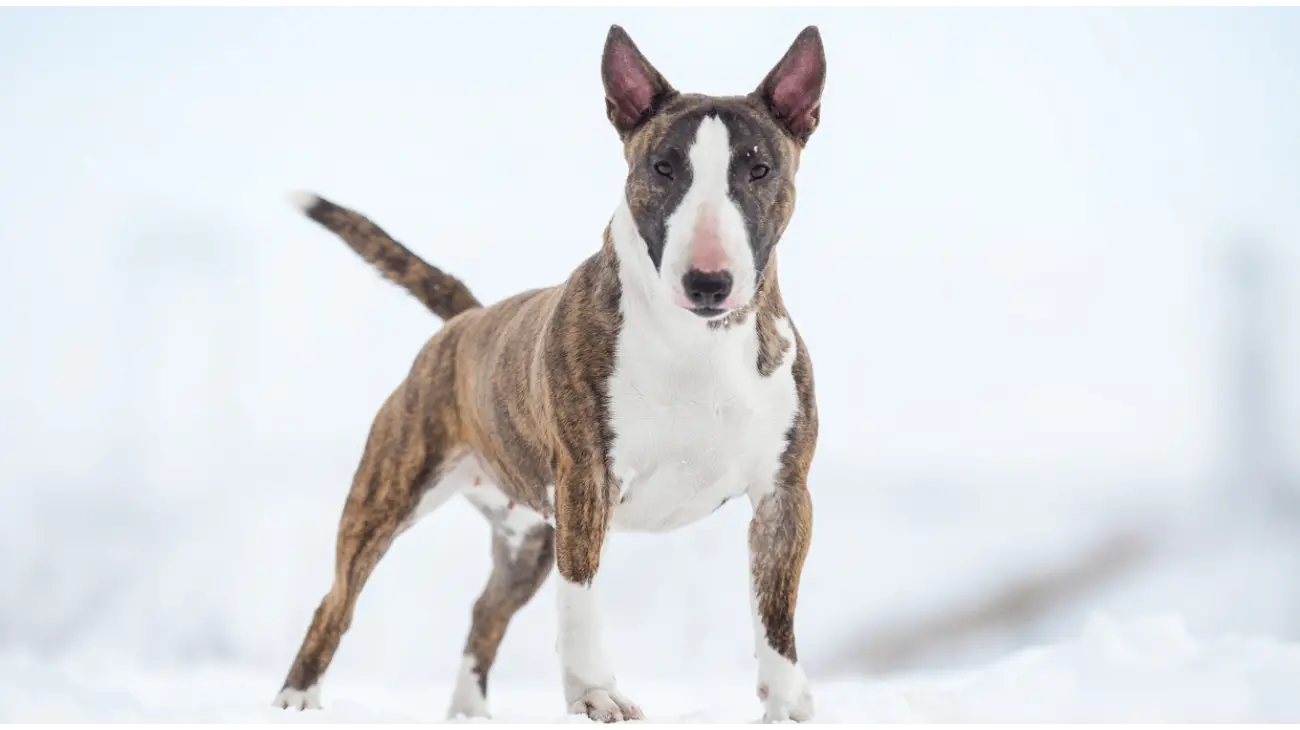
[605,197,784,344]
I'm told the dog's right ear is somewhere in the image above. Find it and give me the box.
[602,25,675,137]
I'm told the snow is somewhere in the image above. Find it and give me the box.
[5,614,1299,723]
[3,480,1300,722]
[3,7,1300,725]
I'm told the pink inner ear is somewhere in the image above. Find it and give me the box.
[770,50,820,122]
[608,46,655,123]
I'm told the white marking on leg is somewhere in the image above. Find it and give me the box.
[748,404,813,724]
[466,481,551,560]
[557,578,615,692]
[273,684,321,711]
[749,552,813,722]
[557,577,645,721]
[446,654,490,719]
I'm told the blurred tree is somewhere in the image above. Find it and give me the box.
[1223,238,1296,517]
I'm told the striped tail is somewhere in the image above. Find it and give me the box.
[289,192,482,321]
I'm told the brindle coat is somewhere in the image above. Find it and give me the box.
[276,24,824,722]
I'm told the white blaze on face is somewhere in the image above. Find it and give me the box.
[661,116,755,313]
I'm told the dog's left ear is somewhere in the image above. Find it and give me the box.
[754,26,826,144]
[602,25,675,137]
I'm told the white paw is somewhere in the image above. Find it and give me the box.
[758,667,814,723]
[567,686,644,723]
[447,695,490,720]
[447,656,491,719]
[273,684,322,710]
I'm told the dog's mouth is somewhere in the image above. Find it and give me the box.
[671,290,733,319]
[688,306,728,319]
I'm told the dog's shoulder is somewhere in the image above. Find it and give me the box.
[543,241,624,386]
[532,241,625,462]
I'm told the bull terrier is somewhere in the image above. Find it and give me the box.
[274,23,826,723]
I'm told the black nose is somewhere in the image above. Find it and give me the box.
[682,269,733,309]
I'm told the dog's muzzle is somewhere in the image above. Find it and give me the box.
[681,269,733,317]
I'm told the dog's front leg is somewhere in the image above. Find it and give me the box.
[749,483,814,722]
[553,456,643,722]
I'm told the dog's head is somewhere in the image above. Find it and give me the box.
[603,25,825,320]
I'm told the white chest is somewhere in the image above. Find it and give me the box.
[605,315,799,533]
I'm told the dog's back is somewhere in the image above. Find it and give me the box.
[290,193,624,512]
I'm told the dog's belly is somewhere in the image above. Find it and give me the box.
[605,318,800,534]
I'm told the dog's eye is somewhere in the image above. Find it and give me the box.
[750,164,770,181]
[653,161,674,180]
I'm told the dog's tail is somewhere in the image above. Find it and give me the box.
[288,192,482,321]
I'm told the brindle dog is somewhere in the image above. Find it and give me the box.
[275,24,825,723]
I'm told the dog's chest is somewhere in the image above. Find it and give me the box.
[606,318,799,533]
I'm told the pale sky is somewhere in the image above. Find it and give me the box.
[2,8,1298,495]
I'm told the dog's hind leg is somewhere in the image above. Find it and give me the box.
[273,384,464,711]
[447,495,555,719]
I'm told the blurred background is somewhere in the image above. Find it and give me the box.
[2,6,1299,700]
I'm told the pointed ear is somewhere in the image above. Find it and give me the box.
[602,25,675,136]
[754,26,826,144]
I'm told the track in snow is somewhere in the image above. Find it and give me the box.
[5,615,1300,723]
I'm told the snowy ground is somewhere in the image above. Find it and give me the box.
[6,614,1300,723]
[4,470,1300,723]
